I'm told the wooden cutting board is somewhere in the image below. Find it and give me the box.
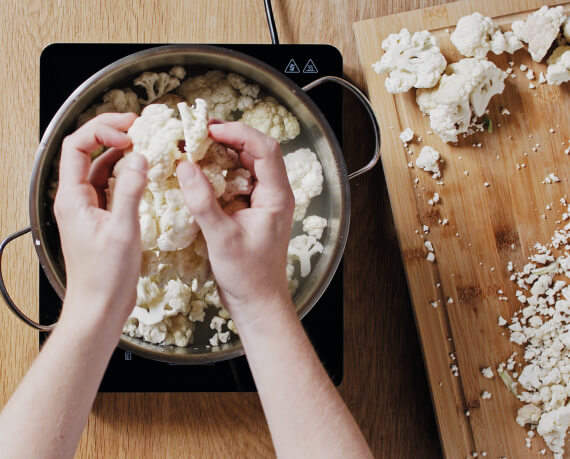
[355,0,570,457]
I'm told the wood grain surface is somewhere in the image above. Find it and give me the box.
[355,0,570,457]
[0,1,450,457]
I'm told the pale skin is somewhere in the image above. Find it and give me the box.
[0,113,372,458]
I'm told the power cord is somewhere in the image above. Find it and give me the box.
[264,0,279,45]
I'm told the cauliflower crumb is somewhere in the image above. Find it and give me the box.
[481,367,494,378]
[399,127,415,144]
[415,146,441,179]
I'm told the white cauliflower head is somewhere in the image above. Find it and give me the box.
[416,58,506,143]
[127,104,183,182]
[134,71,181,104]
[372,28,447,94]
[512,5,566,62]
[177,99,213,162]
[240,96,301,143]
[451,12,523,58]
[546,45,570,85]
[283,148,324,221]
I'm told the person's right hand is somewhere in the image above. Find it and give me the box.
[176,121,294,326]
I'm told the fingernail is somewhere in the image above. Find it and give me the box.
[208,124,223,134]
[128,153,147,172]
[178,161,196,186]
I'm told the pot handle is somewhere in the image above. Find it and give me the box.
[302,75,380,180]
[0,227,55,332]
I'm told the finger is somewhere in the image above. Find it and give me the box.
[87,112,138,131]
[88,148,126,208]
[110,153,148,233]
[176,160,232,243]
[208,122,292,207]
[59,119,134,189]
[89,147,124,187]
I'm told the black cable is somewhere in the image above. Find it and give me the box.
[264,0,279,45]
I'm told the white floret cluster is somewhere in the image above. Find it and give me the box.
[503,219,570,457]
[74,67,326,349]
[374,6,570,144]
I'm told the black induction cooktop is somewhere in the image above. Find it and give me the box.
[39,43,344,392]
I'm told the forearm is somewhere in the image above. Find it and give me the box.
[237,296,372,459]
[0,300,121,459]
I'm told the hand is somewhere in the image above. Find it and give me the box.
[54,112,147,333]
[176,121,294,325]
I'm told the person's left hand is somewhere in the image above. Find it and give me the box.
[54,113,147,334]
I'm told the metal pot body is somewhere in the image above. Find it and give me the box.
[27,45,351,363]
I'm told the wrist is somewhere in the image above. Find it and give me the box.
[57,294,126,349]
[229,290,298,336]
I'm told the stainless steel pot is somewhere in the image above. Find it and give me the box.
[0,45,380,363]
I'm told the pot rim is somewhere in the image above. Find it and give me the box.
[29,44,350,364]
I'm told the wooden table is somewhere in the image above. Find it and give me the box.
[0,1,448,457]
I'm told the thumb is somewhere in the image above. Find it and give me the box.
[110,153,148,232]
[176,160,231,242]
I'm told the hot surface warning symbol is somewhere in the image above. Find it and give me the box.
[303,59,318,73]
[284,59,300,73]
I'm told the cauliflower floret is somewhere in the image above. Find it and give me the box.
[77,88,142,127]
[227,72,260,111]
[372,28,447,94]
[512,6,566,62]
[222,168,253,201]
[134,71,181,104]
[240,97,301,143]
[169,65,186,80]
[451,12,523,58]
[153,186,200,251]
[284,148,324,221]
[123,318,168,345]
[416,58,506,143]
[163,314,194,347]
[178,99,213,162]
[127,104,183,182]
[302,215,327,240]
[546,46,570,85]
[210,315,226,333]
[288,235,324,278]
[177,70,259,120]
[415,146,441,178]
[131,277,192,326]
[195,142,236,198]
[188,300,207,322]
